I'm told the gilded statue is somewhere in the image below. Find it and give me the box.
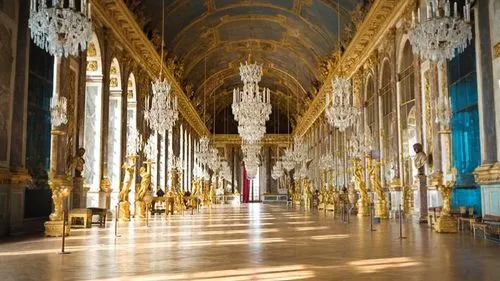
[119,156,136,220]
[368,158,388,218]
[352,159,369,216]
[302,178,312,209]
[413,143,427,176]
[135,163,151,219]
[434,168,457,233]
[119,157,135,202]
[137,164,151,201]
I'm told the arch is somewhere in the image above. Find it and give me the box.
[396,34,411,73]
[127,73,137,101]
[109,58,122,91]
[86,33,103,77]
[107,58,123,208]
[83,32,104,206]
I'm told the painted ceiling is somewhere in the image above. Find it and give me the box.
[134,0,364,129]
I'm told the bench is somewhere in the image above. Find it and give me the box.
[88,207,107,227]
[471,215,500,239]
[69,208,92,228]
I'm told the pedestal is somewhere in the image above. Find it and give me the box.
[71,177,88,209]
[44,220,70,237]
[135,200,146,219]
[434,215,457,233]
[418,175,428,223]
[375,199,389,219]
[118,201,130,221]
[357,197,369,217]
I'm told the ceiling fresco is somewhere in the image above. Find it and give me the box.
[127,0,370,130]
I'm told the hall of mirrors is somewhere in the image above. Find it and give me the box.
[0,0,499,280]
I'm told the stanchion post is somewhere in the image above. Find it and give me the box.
[370,203,375,232]
[399,203,406,239]
[114,205,120,238]
[60,211,70,254]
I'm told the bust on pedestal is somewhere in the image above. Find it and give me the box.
[413,143,428,223]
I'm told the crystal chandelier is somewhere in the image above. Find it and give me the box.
[126,127,142,156]
[29,0,93,57]
[319,153,334,171]
[325,76,360,132]
[292,137,307,164]
[408,0,472,62]
[232,61,272,143]
[298,163,308,180]
[143,133,158,162]
[282,146,296,172]
[170,155,184,171]
[145,0,178,135]
[220,160,232,181]
[195,136,212,165]
[50,96,67,127]
[435,94,452,126]
[271,160,284,180]
[242,142,261,180]
[145,79,178,135]
[207,147,220,171]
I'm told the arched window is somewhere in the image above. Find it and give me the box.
[108,58,122,208]
[365,75,377,147]
[398,42,416,188]
[179,124,184,190]
[380,60,393,166]
[126,73,137,206]
[83,33,103,206]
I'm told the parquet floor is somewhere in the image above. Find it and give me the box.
[0,204,499,281]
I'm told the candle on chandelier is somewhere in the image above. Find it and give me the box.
[454,2,458,17]
[88,2,92,19]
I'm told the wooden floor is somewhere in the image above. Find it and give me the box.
[0,204,499,281]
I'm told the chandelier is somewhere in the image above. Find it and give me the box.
[435,94,452,126]
[242,142,261,180]
[195,136,212,165]
[325,76,360,132]
[282,146,296,172]
[319,153,334,171]
[220,160,232,181]
[408,0,472,62]
[145,79,178,135]
[126,127,143,156]
[143,133,158,162]
[170,155,184,171]
[207,147,220,171]
[146,0,178,135]
[298,163,308,180]
[271,160,284,180]
[29,0,93,57]
[50,96,67,127]
[232,61,272,143]
[292,137,307,164]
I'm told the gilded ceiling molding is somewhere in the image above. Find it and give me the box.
[293,0,411,137]
[212,134,292,146]
[171,2,336,52]
[91,0,210,137]
[184,39,318,79]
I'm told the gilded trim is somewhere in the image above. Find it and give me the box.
[292,0,411,137]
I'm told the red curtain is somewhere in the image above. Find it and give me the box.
[242,164,250,203]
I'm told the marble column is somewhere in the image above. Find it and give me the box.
[98,30,112,208]
[44,58,72,237]
[474,1,497,166]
